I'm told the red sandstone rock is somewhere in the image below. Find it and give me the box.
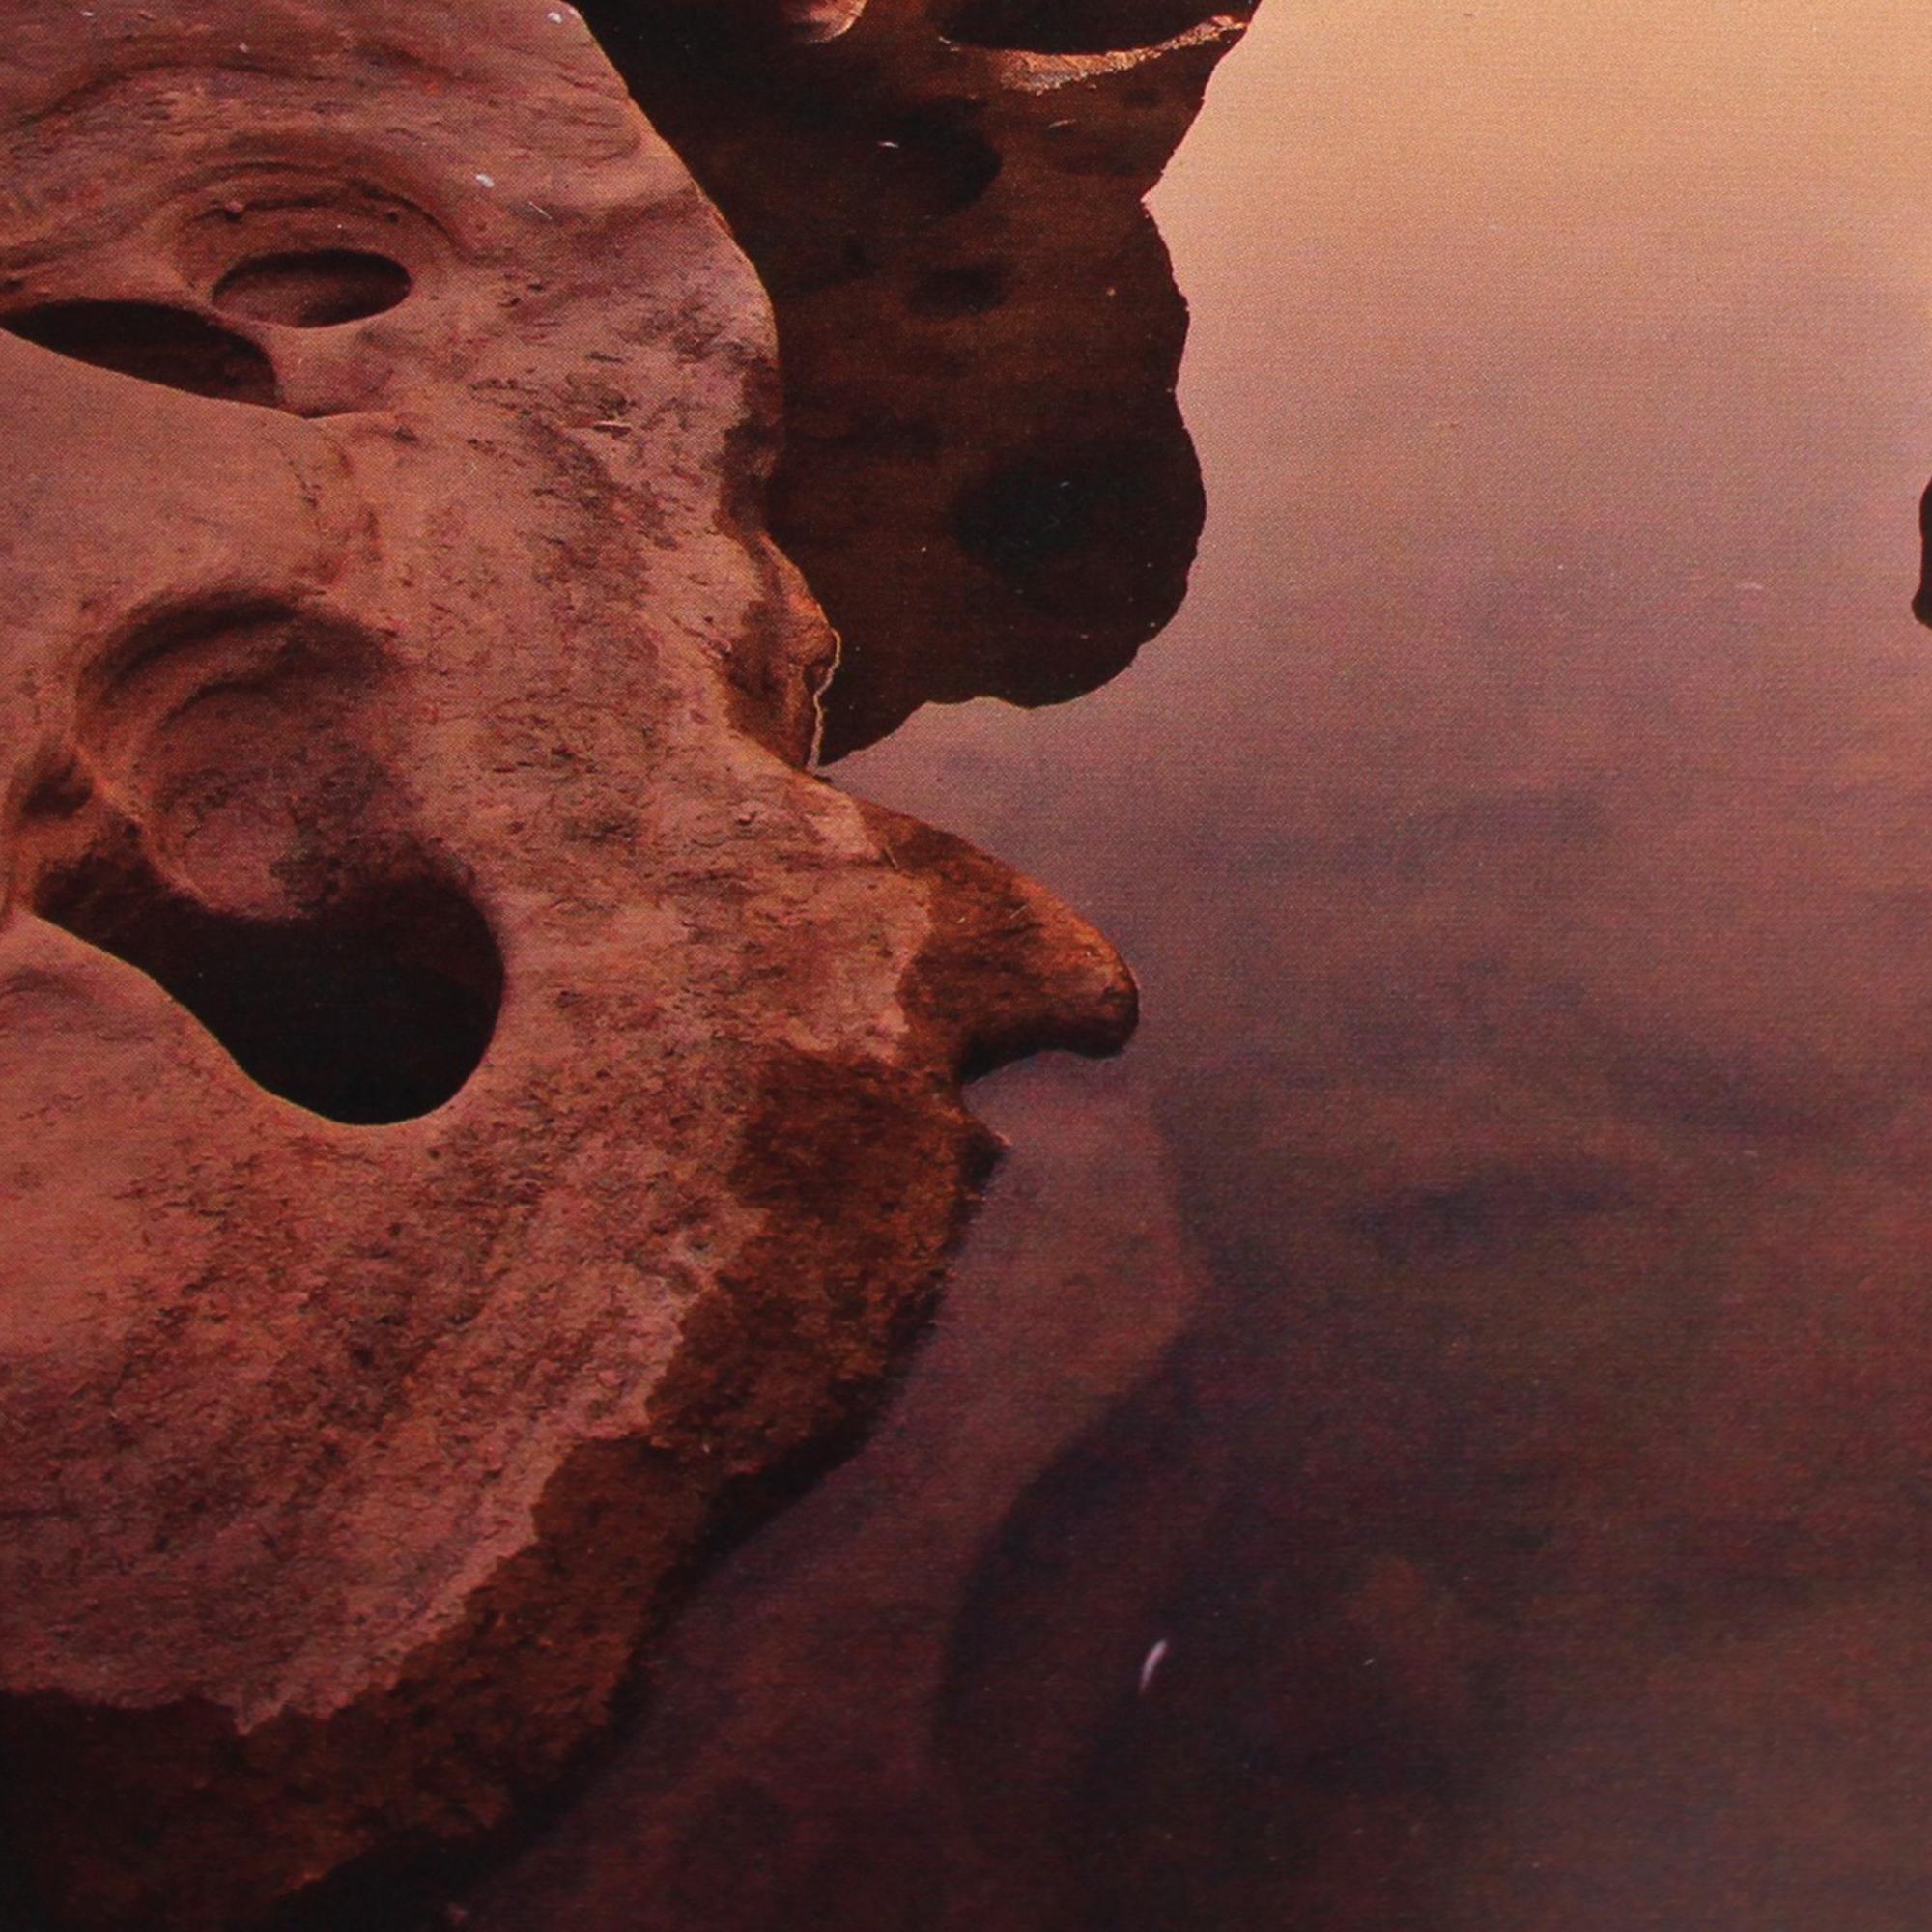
[581,0,1258,754]
[0,5,1133,1925]
[460,1059,1208,1932]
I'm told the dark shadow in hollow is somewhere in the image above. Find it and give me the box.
[1,300,282,409]
[35,844,503,1125]
[212,250,413,328]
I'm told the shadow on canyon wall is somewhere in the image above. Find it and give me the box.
[579,0,1254,758]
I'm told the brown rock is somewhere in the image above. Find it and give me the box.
[0,4,1132,1925]
[460,1058,1206,1932]
[579,0,1258,755]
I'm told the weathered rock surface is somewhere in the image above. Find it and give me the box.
[580,0,1257,756]
[0,4,1133,1925]
[460,1057,1207,1932]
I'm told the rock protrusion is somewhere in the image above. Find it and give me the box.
[0,3,1133,1924]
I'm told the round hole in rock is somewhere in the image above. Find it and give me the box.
[36,851,504,1125]
[212,249,412,328]
[938,0,1221,51]
[0,300,281,408]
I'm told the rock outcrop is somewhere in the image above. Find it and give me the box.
[580,0,1257,756]
[0,4,1133,1925]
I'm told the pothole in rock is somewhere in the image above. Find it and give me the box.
[1,299,283,408]
[35,849,504,1124]
[212,249,412,327]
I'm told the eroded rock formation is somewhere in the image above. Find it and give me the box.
[0,4,1133,1925]
[579,0,1257,756]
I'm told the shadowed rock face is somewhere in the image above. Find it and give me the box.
[577,0,1256,757]
[0,5,1133,1927]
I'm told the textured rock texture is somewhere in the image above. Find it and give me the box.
[460,1058,1207,1932]
[0,4,1133,1926]
[581,0,1257,756]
